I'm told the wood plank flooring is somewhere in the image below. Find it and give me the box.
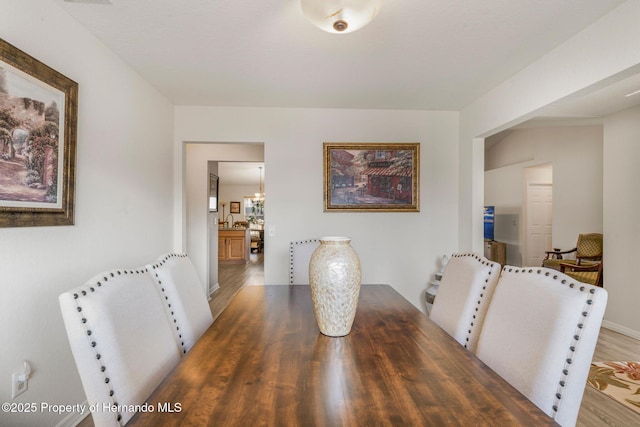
[77,257,638,426]
[210,252,264,321]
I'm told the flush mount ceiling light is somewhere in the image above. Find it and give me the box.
[301,0,382,34]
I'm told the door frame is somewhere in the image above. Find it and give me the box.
[522,175,553,267]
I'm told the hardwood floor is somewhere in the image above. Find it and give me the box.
[210,252,264,321]
[77,258,638,426]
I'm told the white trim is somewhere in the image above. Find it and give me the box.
[602,320,640,340]
[208,282,220,299]
[54,400,89,427]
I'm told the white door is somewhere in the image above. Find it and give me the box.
[525,183,552,267]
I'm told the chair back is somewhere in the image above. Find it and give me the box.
[429,253,501,352]
[59,268,182,426]
[475,266,607,426]
[576,233,603,262]
[289,239,320,284]
[147,254,213,353]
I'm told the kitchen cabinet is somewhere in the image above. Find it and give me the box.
[219,228,250,264]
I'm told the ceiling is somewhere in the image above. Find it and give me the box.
[485,67,640,147]
[218,162,264,187]
[56,0,634,113]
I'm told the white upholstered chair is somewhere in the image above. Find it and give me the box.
[475,266,608,427]
[289,239,320,284]
[147,253,213,353]
[429,253,501,352]
[59,268,182,427]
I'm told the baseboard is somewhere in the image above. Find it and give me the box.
[602,320,640,340]
[208,282,220,299]
[55,400,89,427]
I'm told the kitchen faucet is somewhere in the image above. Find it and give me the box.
[225,213,235,228]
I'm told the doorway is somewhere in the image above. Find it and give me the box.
[214,161,265,292]
[184,142,264,299]
[523,166,553,267]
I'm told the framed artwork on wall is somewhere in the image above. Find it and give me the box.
[323,142,420,212]
[230,201,241,214]
[0,38,78,227]
[209,174,219,212]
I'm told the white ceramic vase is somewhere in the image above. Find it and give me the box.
[308,237,362,337]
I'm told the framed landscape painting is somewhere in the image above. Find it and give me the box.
[323,142,420,212]
[0,39,78,227]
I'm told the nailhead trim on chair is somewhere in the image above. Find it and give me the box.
[501,267,600,418]
[148,253,189,355]
[450,253,498,350]
[71,269,149,426]
[289,239,320,285]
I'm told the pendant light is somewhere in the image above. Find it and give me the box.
[253,166,265,203]
[300,0,382,34]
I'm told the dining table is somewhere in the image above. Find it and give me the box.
[128,285,556,426]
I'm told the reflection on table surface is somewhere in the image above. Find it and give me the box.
[128,285,556,426]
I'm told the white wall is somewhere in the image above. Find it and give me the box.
[1,1,174,425]
[175,107,459,311]
[484,126,603,266]
[602,106,640,337]
[461,1,640,336]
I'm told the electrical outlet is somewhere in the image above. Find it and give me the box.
[11,362,30,399]
[11,371,28,399]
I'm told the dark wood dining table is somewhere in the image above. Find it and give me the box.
[129,285,556,426]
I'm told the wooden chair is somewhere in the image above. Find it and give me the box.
[429,253,501,352]
[147,253,213,353]
[289,239,320,284]
[250,229,263,253]
[542,233,603,271]
[560,260,603,287]
[475,266,608,426]
[59,268,182,426]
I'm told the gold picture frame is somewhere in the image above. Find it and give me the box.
[323,142,420,212]
[0,39,78,227]
[230,201,241,214]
